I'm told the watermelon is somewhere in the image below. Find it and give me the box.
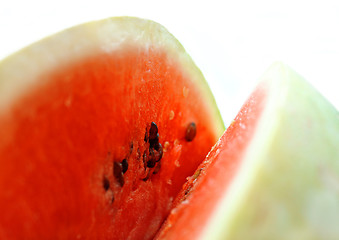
[155,62,339,240]
[0,17,224,239]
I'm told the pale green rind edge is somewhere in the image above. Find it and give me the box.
[200,62,339,240]
[0,16,224,137]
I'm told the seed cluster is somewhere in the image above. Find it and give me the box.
[111,143,134,189]
[102,148,133,204]
[102,121,197,198]
[142,122,163,180]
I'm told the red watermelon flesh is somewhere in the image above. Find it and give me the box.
[0,18,224,239]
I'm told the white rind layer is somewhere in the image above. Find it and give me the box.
[200,62,339,240]
[0,17,224,136]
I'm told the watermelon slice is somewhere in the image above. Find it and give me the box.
[156,62,339,240]
[0,17,224,239]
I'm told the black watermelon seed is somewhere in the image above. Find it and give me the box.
[113,162,124,187]
[121,159,128,174]
[103,176,110,191]
[149,147,157,162]
[185,122,197,142]
[147,159,156,168]
[154,143,163,162]
[150,133,159,148]
[147,148,156,168]
[149,122,158,141]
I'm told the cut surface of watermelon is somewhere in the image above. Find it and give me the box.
[156,62,339,240]
[0,17,224,240]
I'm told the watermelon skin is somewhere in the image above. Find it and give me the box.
[156,63,339,240]
[0,17,224,239]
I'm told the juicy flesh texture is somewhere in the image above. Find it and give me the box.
[155,84,266,239]
[0,48,219,239]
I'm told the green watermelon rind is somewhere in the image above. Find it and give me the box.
[201,62,339,240]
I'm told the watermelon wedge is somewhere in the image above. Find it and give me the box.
[156,62,339,240]
[0,17,224,239]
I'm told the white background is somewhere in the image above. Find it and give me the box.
[1,0,339,125]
